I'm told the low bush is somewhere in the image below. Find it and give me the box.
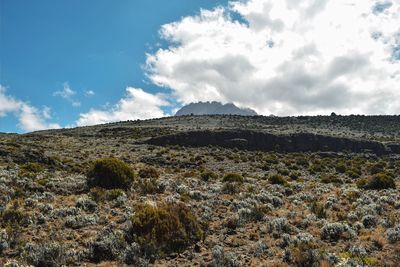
[321,223,356,241]
[320,174,342,184]
[290,241,321,267]
[289,172,300,180]
[24,242,66,267]
[87,158,135,190]
[357,173,395,190]
[222,173,244,183]
[1,209,29,227]
[335,162,347,173]
[222,183,240,194]
[89,226,126,263]
[268,174,287,186]
[137,178,165,195]
[21,162,45,173]
[19,162,45,178]
[90,187,125,202]
[138,166,159,179]
[200,170,218,181]
[128,202,202,256]
[310,201,327,219]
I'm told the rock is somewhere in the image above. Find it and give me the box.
[147,130,395,155]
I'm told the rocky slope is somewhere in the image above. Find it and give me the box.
[0,115,399,266]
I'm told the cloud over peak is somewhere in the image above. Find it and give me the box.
[146,0,400,115]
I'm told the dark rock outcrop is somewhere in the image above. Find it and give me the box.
[146,130,398,155]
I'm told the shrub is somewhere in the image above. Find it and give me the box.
[289,172,300,180]
[268,174,287,185]
[320,174,342,184]
[65,214,98,229]
[290,241,321,267]
[310,202,326,219]
[335,163,347,173]
[346,169,361,179]
[321,223,356,241]
[222,173,244,183]
[24,242,66,267]
[386,224,400,244]
[19,162,45,178]
[138,166,159,179]
[87,158,135,190]
[222,183,240,194]
[369,162,386,175]
[278,169,290,176]
[89,226,126,263]
[137,178,165,195]
[200,170,218,181]
[1,209,29,227]
[21,162,44,173]
[90,187,125,202]
[128,202,202,256]
[357,173,395,190]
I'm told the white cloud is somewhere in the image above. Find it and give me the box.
[54,82,81,107]
[0,85,61,132]
[84,90,95,97]
[76,87,169,126]
[0,86,21,117]
[18,104,61,132]
[146,0,400,115]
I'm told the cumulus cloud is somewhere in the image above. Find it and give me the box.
[0,85,61,132]
[146,0,400,115]
[76,87,169,126]
[53,82,81,107]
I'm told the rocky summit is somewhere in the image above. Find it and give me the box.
[175,101,258,116]
[1,115,400,266]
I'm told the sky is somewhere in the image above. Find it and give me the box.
[1,0,399,133]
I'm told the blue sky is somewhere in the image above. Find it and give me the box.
[1,0,399,133]
[0,0,229,132]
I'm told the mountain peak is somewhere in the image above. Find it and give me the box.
[175,101,257,116]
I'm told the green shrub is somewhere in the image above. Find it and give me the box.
[90,187,125,202]
[368,162,386,175]
[290,241,321,266]
[21,162,44,173]
[19,162,45,178]
[222,182,240,194]
[87,158,135,190]
[222,173,244,183]
[357,173,395,190]
[289,171,300,180]
[129,202,202,256]
[1,209,29,227]
[200,170,218,181]
[268,174,287,185]
[310,202,327,219]
[137,178,165,195]
[264,154,278,164]
[335,162,347,173]
[321,174,342,184]
[278,169,290,176]
[138,166,159,179]
[346,169,361,179]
